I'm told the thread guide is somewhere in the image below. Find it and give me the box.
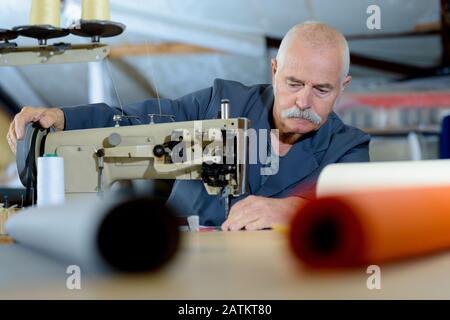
[0,22,123,65]
[0,28,18,49]
[0,42,110,66]
[12,25,69,46]
[0,28,18,42]
[69,19,125,43]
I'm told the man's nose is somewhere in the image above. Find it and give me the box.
[295,86,313,110]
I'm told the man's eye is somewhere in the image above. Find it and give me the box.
[287,82,302,88]
[315,88,329,94]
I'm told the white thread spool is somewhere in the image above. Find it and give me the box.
[29,0,61,27]
[37,154,65,207]
[82,0,110,21]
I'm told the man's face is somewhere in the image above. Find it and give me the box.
[272,42,351,136]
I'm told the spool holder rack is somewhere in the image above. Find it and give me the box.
[0,20,125,66]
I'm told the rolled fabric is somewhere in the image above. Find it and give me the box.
[6,196,180,273]
[316,160,450,198]
[290,186,450,268]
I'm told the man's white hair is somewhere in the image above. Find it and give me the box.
[276,21,350,82]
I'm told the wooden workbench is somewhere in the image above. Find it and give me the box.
[2,230,450,299]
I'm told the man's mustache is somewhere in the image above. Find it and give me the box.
[281,106,322,125]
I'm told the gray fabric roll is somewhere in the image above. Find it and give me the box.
[5,196,180,273]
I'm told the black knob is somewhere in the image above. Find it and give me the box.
[96,148,105,157]
[153,145,166,157]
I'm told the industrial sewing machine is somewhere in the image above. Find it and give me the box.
[16,109,250,215]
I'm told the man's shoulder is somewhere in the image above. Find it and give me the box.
[328,112,370,144]
[212,78,270,96]
[208,79,271,117]
[311,112,370,164]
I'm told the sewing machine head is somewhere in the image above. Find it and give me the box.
[16,118,250,203]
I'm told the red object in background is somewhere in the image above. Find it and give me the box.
[289,186,450,268]
[339,91,450,110]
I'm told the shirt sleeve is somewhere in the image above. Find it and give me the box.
[62,87,214,131]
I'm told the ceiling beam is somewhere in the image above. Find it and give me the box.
[345,29,439,41]
[349,53,431,76]
[109,43,220,60]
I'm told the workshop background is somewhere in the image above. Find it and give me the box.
[1,0,449,188]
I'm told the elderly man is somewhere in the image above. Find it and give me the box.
[6,21,370,230]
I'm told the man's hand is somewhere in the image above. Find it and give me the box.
[221,195,308,231]
[6,106,65,155]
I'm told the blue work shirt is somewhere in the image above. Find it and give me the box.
[63,79,370,226]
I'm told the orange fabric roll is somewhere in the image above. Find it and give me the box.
[289,186,450,268]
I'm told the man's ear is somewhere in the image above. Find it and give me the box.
[271,59,277,78]
[341,75,352,92]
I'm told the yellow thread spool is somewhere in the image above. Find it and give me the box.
[82,0,110,21]
[0,208,7,235]
[29,0,61,27]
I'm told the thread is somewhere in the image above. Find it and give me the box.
[37,154,65,207]
[29,0,61,27]
[82,0,110,21]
